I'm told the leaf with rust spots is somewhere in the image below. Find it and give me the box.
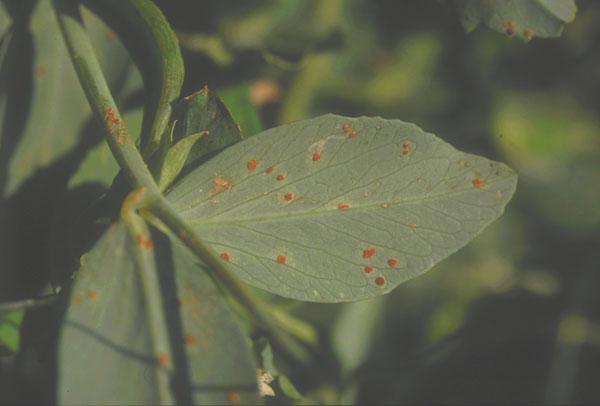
[456,0,576,40]
[57,224,259,404]
[167,114,517,302]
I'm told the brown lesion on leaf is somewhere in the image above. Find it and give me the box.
[209,175,233,196]
[402,141,412,156]
[341,123,359,137]
[226,391,241,404]
[503,20,517,37]
[35,64,48,78]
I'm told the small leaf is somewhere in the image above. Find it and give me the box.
[157,131,208,192]
[58,224,259,404]
[167,115,517,302]
[456,0,577,40]
[171,87,243,170]
[0,310,23,354]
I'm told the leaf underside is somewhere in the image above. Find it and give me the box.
[167,114,518,303]
[58,224,258,404]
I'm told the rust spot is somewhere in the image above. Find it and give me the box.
[265,166,275,174]
[363,247,376,259]
[338,203,350,210]
[36,64,48,78]
[503,20,516,37]
[342,123,353,135]
[247,159,258,171]
[87,290,98,301]
[158,353,169,366]
[284,192,294,201]
[402,142,411,155]
[220,252,230,262]
[277,255,287,265]
[375,277,386,286]
[276,173,286,181]
[349,130,358,137]
[388,258,398,268]
[143,239,153,249]
[312,151,321,161]
[472,178,486,188]
[523,28,534,40]
[185,335,196,346]
[105,107,127,145]
[227,391,241,403]
[364,266,374,274]
[136,234,144,246]
[209,176,233,196]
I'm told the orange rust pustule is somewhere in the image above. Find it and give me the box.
[87,290,98,301]
[363,247,376,259]
[105,107,127,145]
[220,252,231,262]
[209,176,233,196]
[388,258,398,268]
[312,151,321,161]
[284,192,294,201]
[503,20,516,36]
[143,239,154,249]
[227,391,241,403]
[276,173,286,181]
[247,159,258,171]
[277,255,287,265]
[158,353,169,366]
[364,266,374,274]
[338,203,350,210]
[265,166,275,174]
[185,335,196,346]
[472,178,486,188]
[375,277,386,286]
[402,142,411,155]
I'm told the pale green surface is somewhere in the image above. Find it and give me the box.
[58,223,259,404]
[168,115,517,302]
[0,310,23,353]
[458,0,576,39]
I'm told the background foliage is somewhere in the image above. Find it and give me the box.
[1,0,599,404]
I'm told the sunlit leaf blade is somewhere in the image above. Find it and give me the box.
[58,224,259,404]
[457,0,576,40]
[168,115,517,302]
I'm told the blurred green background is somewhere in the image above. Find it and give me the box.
[1,0,600,404]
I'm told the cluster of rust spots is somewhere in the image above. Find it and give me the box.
[265,166,275,174]
[209,176,233,196]
[226,391,241,403]
[364,266,374,274]
[375,276,386,287]
[36,64,48,78]
[402,141,411,156]
[503,20,517,37]
[184,335,196,346]
[247,159,258,171]
[276,173,286,181]
[277,255,287,265]
[338,202,350,210]
[472,178,486,188]
[363,247,376,259]
[312,151,321,161]
[158,353,169,367]
[220,252,231,262]
[135,233,154,250]
[284,192,295,201]
[105,107,127,145]
[342,123,359,137]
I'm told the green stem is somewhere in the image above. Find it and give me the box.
[121,188,173,404]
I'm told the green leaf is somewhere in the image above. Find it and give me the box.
[0,310,23,354]
[157,131,208,192]
[167,115,517,302]
[457,0,577,40]
[58,224,259,404]
[171,87,243,169]
[0,0,134,196]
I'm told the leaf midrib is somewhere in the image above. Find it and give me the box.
[188,184,501,230]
